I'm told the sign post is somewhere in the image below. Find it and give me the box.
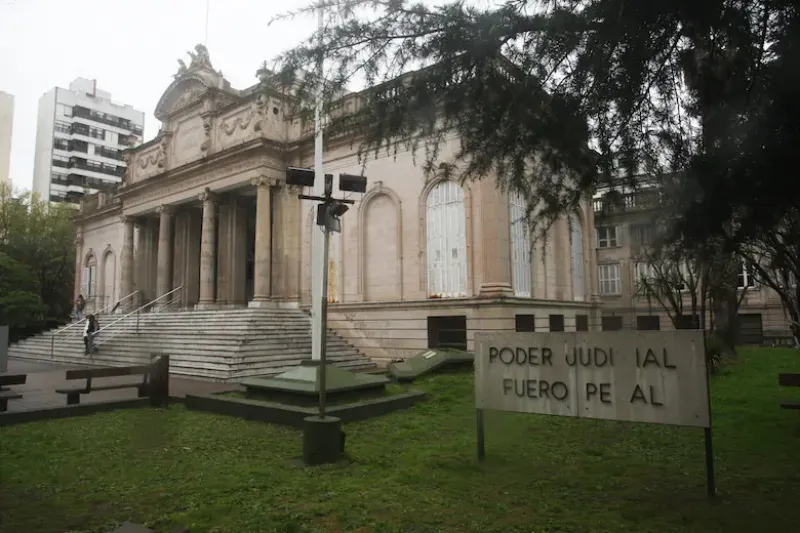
[474,331,714,497]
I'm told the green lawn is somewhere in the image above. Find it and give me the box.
[1,348,799,533]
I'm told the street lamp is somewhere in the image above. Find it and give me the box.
[291,170,366,424]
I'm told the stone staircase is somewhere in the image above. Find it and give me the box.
[7,308,376,382]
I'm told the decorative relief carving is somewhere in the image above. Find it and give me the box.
[156,204,176,216]
[252,93,268,132]
[220,109,256,135]
[251,176,279,189]
[137,136,169,170]
[200,115,213,154]
[199,187,219,203]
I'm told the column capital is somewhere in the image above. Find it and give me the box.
[75,236,83,247]
[199,187,219,204]
[251,176,279,189]
[120,215,136,225]
[157,204,176,216]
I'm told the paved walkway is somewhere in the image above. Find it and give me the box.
[2,358,244,413]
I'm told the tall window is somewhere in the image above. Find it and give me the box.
[570,214,585,301]
[426,181,467,298]
[596,226,618,248]
[738,263,756,289]
[82,255,97,298]
[631,223,655,246]
[598,263,621,295]
[509,191,532,297]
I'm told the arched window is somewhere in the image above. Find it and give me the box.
[570,214,585,301]
[509,191,532,297]
[426,181,467,297]
[82,253,97,298]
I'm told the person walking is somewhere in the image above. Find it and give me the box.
[83,314,99,355]
[75,295,86,321]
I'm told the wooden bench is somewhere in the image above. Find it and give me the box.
[0,373,27,412]
[54,355,170,407]
[779,373,800,410]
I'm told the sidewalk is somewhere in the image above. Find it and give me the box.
[2,358,243,413]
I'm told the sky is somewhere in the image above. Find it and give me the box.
[0,0,319,192]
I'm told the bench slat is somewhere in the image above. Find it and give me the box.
[56,383,146,394]
[778,373,800,387]
[65,366,150,380]
[780,400,800,410]
[0,374,27,386]
[0,391,23,400]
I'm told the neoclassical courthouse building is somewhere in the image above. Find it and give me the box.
[73,47,600,361]
[74,48,791,359]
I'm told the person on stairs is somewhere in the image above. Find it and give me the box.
[83,314,99,355]
[75,294,86,321]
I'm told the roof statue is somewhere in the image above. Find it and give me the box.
[173,44,217,79]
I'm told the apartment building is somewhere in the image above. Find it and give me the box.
[592,184,790,344]
[32,78,144,205]
[0,90,13,187]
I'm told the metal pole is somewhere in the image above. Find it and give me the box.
[319,223,331,418]
[704,427,716,498]
[476,409,486,460]
[310,1,326,362]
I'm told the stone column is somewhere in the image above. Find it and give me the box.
[119,216,135,310]
[197,188,219,308]
[74,232,84,301]
[230,197,248,306]
[477,179,515,297]
[249,176,277,307]
[155,205,175,302]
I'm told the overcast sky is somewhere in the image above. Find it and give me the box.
[0,0,319,192]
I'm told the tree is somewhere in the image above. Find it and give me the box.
[740,209,800,346]
[0,183,76,335]
[634,245,703,330]
[270,0,800,247]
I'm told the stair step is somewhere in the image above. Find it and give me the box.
[8,308,372,382]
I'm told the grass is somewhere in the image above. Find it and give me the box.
[1,347,799,533]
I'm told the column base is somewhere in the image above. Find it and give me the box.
[248,298,277,309]
[194,301,219,310]
[477,282,515,298]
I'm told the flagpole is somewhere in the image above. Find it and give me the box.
[204,0,211,46]
[310,1,326,362]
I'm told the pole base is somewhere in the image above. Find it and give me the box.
[302,415,343,466]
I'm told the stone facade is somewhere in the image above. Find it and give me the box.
[75,46,601,363]
[592,190,793,343]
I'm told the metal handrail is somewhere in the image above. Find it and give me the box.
[48,290,142,357]
[96,290,141,316]
[49,287,181,358]
[91,286,183,348]
[95,286,183,337]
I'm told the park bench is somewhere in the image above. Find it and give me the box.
[0,373,27,412]
[778,373,800,410]
[55,355,170,406]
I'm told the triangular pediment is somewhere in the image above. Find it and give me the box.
[154,76,211,120]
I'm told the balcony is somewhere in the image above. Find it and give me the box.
[94,146,124,161]
[593,190,662,216]
[69,156,124,175]
[73,106,141,134]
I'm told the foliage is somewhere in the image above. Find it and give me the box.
[0,252,48,330]
[704,332,726,374]
[269,0,800,243]
[634,243,702,328]
[2,348,800,532]
[0,182,76,336]
[740,208,800,345]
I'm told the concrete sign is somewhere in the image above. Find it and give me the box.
[475,331,710,428]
